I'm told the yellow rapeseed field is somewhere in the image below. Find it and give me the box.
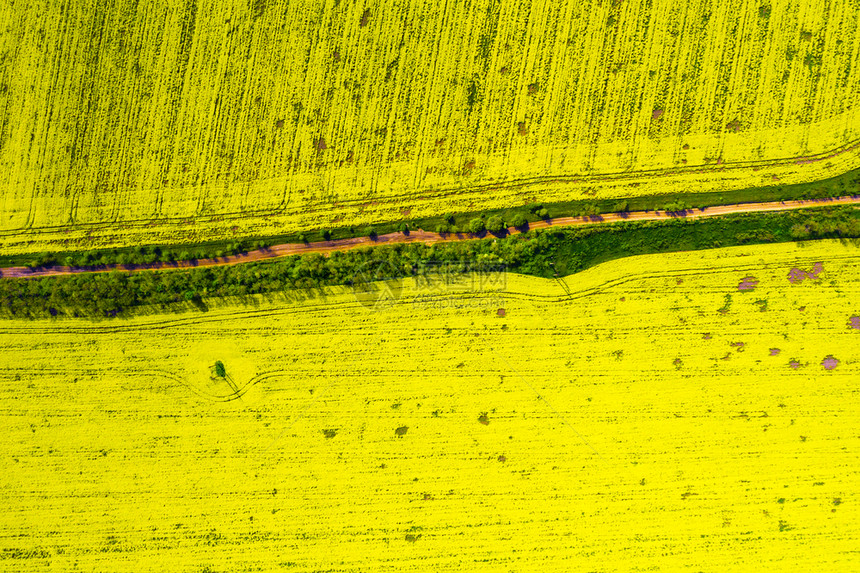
[1,0,859,255]
[1,239,858,570]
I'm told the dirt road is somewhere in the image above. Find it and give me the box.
[3,194,858,279]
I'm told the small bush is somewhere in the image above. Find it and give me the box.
[581,203,601,216]
[663,201,689,212]
[789,224,810,239]
[537,208,549,219]
[486,215,505,232]
[469,218,486,233]
[509,213,528,228]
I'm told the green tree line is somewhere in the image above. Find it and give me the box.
[2,206,860,319]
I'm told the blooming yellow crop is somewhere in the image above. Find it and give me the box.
[1,238,857,570]
[1,0,858,256]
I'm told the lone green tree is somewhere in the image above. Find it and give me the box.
[486,215,505,233]
[508,213,527,228]
[214,361,226,378]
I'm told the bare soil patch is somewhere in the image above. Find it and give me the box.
[788,261,823,284]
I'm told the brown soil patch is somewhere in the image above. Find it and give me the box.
[395,425,409,436]
[737,277,759,291]
[497,455,506,463]
[652,108,664,121]
[849,316,860,330]
[527,83,538,95]
[478,413,489,425]
[517,121,527,136]
[314,137,328,151]
[703,333,712,340]
[359,8,370,27]
[769,348,781,356]
[788,262,823,284]
[789,360,801,369]
[821,355,839,370]
[497,308,506,317]
[275,119,284,129]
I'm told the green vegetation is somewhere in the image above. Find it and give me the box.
[486,215,505,233]
[509,213,528,228]
[214,361,227,378]
[2,167,858,272]
[3,206,860,319]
